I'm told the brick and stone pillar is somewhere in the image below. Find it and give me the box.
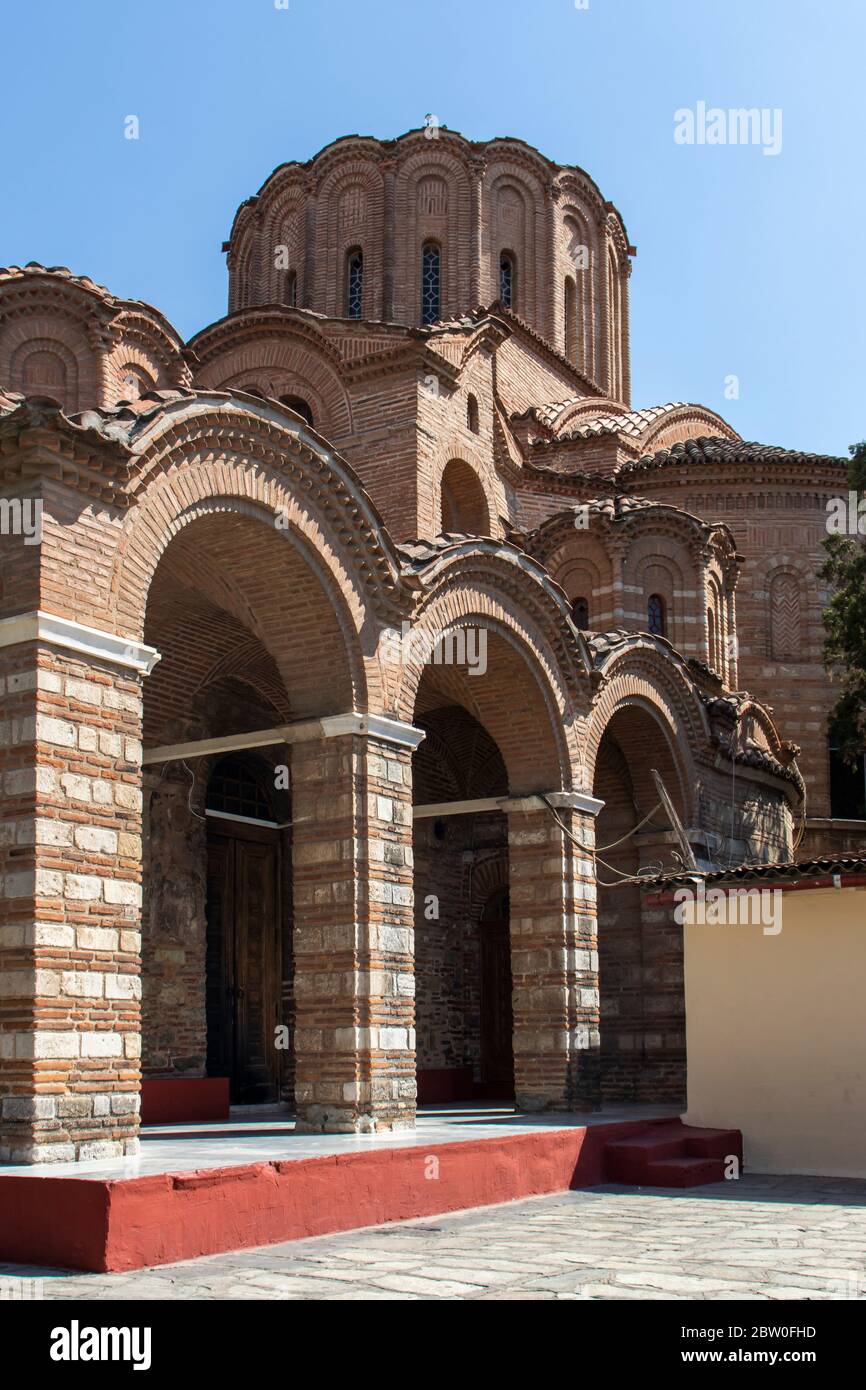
[0,615,157,1164]
[290,714,423,1133]
[508,791,603,1113]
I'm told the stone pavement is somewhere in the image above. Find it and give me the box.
[2,1174,866,1300]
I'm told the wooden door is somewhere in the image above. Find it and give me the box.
[206,824,280,1104]
[480,892,515,1099]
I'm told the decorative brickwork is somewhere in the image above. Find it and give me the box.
[0,127,825,1163]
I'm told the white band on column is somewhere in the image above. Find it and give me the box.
[0,610,161,675]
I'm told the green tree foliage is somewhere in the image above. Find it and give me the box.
[820,441,866,763]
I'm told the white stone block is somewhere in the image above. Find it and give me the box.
[80,1033,123,1058]
[74,825,118,855]
[36,714,76,748]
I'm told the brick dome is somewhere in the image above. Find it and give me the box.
[223,128,634,402]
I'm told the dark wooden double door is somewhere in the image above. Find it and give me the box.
[206,823,281,1104]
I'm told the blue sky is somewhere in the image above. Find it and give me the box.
[2,0,862,455]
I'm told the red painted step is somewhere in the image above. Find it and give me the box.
[644,1156,726,1188]
[603,1119,742,1188]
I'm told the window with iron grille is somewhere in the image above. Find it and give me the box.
[206,756,274,821]
[421,242,441,324]
[647,593,666,636]
[346,248,363,318]
[499,254,514,309]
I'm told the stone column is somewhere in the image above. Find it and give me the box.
[0,615,157,1164]
[507,791,603,1113]
[290,714,422,1133]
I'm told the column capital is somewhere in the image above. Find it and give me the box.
[318,712,426,750]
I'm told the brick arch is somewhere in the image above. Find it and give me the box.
[626,544,688,648]
[439,457,491,536]
[314,159,385,319]
[15,341,74,402]
[542,534,614,627]
[104,310,189,404]
[192,332,352,438]
[592,698,689,826]
[5,321,90,410]
[106,408,410,715]
[391,576,585,792]
[559,203,600,379]
[261,182,307,303]
[394,147,471,324]
[759,555,816,663]
[582,653,710,816]
[139,506,359,721]
[468,852,509,914]
[484,166,543,323]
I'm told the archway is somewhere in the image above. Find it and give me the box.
[402,607,590,1113]
[591,701,689,1105]
[412,699,512,1102]
[140,508,356,1118]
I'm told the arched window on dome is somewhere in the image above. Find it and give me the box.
[346,247,363,319]
[499,253,515,310]
[280,395,314,428]
[647,594,666,637]
[467,393,479,434]
[284,270,297,307]
[564,276,577,363]
[707,606,717,669]
[571,596,590,630]
[421,242,441,325]
[241,384,266,399]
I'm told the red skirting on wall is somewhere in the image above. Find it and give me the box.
[0,1118,655,1273]
[139,1078,230,1125]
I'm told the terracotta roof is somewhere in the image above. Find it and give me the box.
[0,262,188,351]
[535,401,690,440]
[619,435,848,477]
[0,261,115,300]
[397,534,485,570]
[642,856,866,890]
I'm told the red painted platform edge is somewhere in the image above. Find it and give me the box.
[0,1117,663,1273]
[139,1077,230,1125]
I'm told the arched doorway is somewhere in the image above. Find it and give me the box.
[204,755,286,1104]
[138,505,358,1124]
[405,613,580,1113]
[412,702,511,1103]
